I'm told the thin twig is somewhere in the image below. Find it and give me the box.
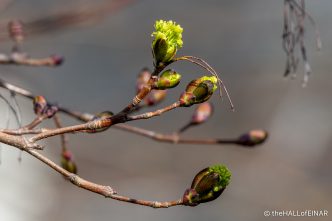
[25,148,183,208]
[0,53,62,67]
[127,102,181,121]
[0,78,262,147]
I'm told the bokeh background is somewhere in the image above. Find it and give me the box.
[0,0,331,220]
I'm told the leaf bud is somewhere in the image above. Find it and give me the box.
[191,102,213,125]
[183,164,231,206]
[144,90,167,106]
[179,76,218,107]
[136,68,151,93]
[237,129,268,147]
[33,95,47,115]
[153,69,181,89]
[151,20,183,66]
[61,150,77,174]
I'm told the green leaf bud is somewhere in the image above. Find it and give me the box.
[179,76,218,107]
[153,69,181,89]
[151,20,183,65]
[183,164,231,206]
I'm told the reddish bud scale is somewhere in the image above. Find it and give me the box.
[45,106,59,118]
[50,55,64,66]
[62,150,73,161]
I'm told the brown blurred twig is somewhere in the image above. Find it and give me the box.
[282,0,321,87]
[0,0,136,42]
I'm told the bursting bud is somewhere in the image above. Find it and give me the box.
[237,129,268,147]
[61,150,77,174]
[33,95,47,115]
[151,20,183,66]
[153,69,181,89]
[191,102,213,125]
[136,68,151,93]
[8,20,24,43]
[144,90,167,106]
[183,165,231,206]
[87,111,114,133]
[179,76,218,107]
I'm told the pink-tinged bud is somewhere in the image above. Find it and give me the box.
[33,96,47,115]
[62,150,73,161]
[61,150,77,174]
[191,102,213,125]
[136,68,151,93]
[237,129,268,147]
[50,54,64,66]
[144,90,167,106]
[8,20,24,43]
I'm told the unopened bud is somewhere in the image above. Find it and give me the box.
[179,76,218,107]
[44,105,58,118]
[183,164,231,206]
[136,68,151,93]
[50,54,64,66]
[191,102,213,125]
[8,20,24,43]
[61,150,77,174]
[33,96,47,115]
[144,90,167,106]
[237,129,268,147]
[153,69,181,89]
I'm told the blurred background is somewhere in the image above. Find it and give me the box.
[0,0,331,220]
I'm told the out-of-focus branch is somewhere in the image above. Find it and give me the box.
[0,0,136,42]
[0,53,63,66]
[282,0,321,87]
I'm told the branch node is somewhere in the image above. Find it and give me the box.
[104,186,117,196]
[152,201,162,208]
[68,174,80,186]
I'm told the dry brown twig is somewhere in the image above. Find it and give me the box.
[282,0,321,87]
[0,19,268,208]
